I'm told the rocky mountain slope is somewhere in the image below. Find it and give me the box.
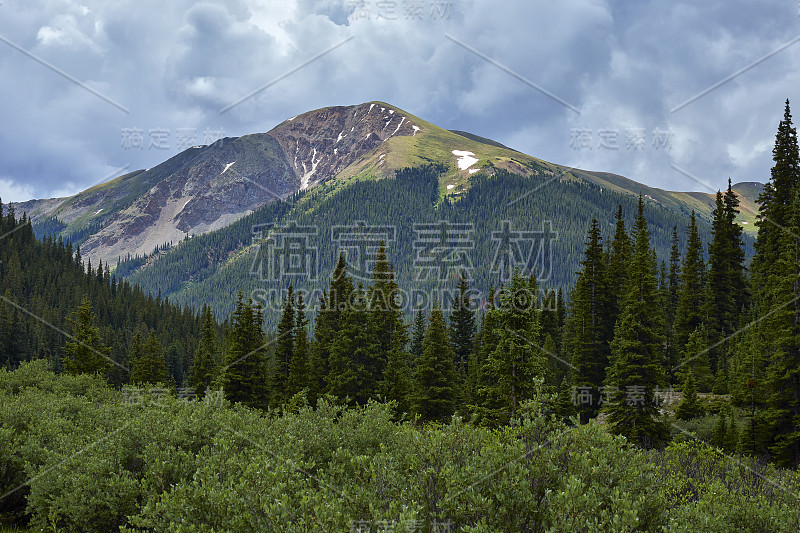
[12,101,761,268]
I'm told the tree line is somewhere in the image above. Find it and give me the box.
[7,100,800,470]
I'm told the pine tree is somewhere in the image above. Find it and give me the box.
[676,327,713,392]
[449,273,475,376]
[287,292,309,398]
[413,305,457,423]
[410,309,426,365]
[478,272,546,425]
[674,212,707,354]
[273,285,296,405]
[63,297,111,376]
[189,305,220,393]
[130,332,168,385]
[603,197,668,448]
[309,253,354,402]
[675,372,704,421]
[220,293,270,409]
[568,219,613,423]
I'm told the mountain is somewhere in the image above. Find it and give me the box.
[17,102,547,265]
[10,101,761,320]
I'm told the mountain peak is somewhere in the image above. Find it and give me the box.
[11,101,764,266]
[267,101,423,190]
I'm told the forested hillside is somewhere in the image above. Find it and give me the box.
[120,164,751,324]
[0,204,216,386]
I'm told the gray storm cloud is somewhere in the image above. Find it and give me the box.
[0,0,797,202]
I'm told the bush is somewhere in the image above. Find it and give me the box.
[1,364,799,532]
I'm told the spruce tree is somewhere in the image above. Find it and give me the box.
[287,292,309,398]
[220,293,270,409]
[674,212,707,355]
[449,273,476,376]
[608,205,631,321]
[327,284,381,404]
[723,179,749,316]
[413,305,457,423]
[309,254,354,402]
[676,327,713,392]
[706,181,748,374]
[753,101,800,467]
[712,411,728,449]
[753,99,800,278]
[724,414,739,453]
[368,243,407,388]
[410,309,426,365]
[568,219,613,423]
[675,372,704,421]
[478,272,546,425]
[130,332,168,385]
[273,285,296,405]
[369,242,406,357]
[604,197,668,448]
[379,328,412,416]
[763,190,800,467]
[63,297,111,376]
[189,305,220,393]
[665,226,681,376]
[554,376,577,421]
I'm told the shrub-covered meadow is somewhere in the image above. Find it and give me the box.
[1,361,798,532]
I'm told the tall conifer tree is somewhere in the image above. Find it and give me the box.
[604,197,668,448]
[189,305,220,393]
[413,305,457,423]
[568,219,613,423]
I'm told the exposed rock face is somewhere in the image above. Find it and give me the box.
[78,134,299,263]
[270,103,421,189]
[11,102,422,265]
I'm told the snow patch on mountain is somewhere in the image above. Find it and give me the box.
[301,147,320,190]
[452,150,478,170]
[391,117,406,136]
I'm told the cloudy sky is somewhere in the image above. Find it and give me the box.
[0,0,798,202]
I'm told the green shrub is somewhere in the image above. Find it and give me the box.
[1,363,799,532]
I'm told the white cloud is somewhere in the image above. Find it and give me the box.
[0,0,798,202]
[0,178,36,203]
